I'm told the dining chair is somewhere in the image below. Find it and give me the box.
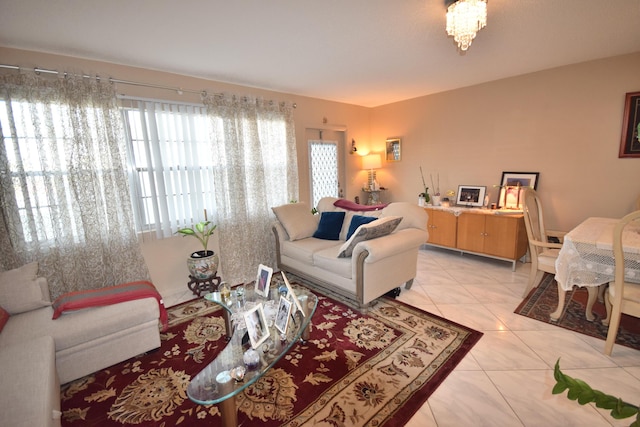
[521,189,566,297]
[603,210,640,356]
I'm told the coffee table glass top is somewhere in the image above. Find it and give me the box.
[187,289,317,405]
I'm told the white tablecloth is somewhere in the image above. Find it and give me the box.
[555,217,640,291]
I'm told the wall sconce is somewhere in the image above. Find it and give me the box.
[361,154,382,190]
[350,139,358,155]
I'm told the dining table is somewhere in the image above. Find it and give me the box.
[553,216,640,322]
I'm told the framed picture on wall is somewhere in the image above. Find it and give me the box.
[385,138,401,162]
[619,91,640,158]
[497,172,539,209]
[456,185,486,207]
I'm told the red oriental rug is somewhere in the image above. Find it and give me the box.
[61,283,482,426]
[515,273,640,351]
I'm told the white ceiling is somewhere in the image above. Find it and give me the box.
[1,0,640,107]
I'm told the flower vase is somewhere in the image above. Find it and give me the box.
[418,196,425,207]
[432,195,441,206]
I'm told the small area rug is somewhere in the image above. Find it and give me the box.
[515,273,640,351]
[61,283,482,426]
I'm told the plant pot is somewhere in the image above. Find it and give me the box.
[187,250,219,280]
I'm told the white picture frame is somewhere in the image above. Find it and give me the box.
[281,271,305,317]
[456,185,487,207]
[275,296,292,334]
[243,303,270,349]
[255,264,273,298]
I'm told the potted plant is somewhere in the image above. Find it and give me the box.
[419,166,430,206]
[176,221,219,280]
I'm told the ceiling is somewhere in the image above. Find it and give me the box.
[1,0,640,107]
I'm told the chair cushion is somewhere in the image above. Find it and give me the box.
[0,262,50,314]
[338,216,402,258]
[272,202,319,241]
[538,249,560,269]
[313,211,345,240]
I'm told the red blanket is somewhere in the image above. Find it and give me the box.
[334,199,388,211]
[52,281,168,332]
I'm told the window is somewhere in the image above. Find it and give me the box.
[0,99,97,244]
[121,99,216,238]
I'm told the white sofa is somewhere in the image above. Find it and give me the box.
[272,197,428,308]
[0,263,162,427]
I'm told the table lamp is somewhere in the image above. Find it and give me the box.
[362,154,381,190]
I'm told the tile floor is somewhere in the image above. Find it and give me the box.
[160,245,640,427]
[402,246,640,427]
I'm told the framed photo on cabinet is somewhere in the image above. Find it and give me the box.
[498,172,539,209]
[456,185,486,207]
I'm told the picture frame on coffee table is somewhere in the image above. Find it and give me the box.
[243,303,269,349]
[281,271,305,317]
[275,296,292,334]
[255,264,273,298]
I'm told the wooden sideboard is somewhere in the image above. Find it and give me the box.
[424,207,528,270]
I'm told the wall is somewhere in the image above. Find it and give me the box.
[370,53,640,231]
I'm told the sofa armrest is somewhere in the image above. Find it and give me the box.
[352,228,428,263]
[272,221,290,242]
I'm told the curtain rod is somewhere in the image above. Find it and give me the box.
[0,64,297,107]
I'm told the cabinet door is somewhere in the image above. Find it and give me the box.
[456,213,485,253]
[430,210,457,247]
[483,215,518,258]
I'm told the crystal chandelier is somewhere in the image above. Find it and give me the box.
[446,0,487,51]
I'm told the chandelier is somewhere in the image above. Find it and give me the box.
[446,0,487,51]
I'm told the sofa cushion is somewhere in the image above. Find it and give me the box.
[0,299,159,352]
[0,305,9,333]
[338,216,402,258]
[272,202,319,241]
[0,335,60,427]
[313,211,345,240]
[346,215,378,240]
[280,238,339,265]
[313,246,352,279]
[0,262,50,314]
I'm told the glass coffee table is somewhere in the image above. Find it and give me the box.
[187,287,317,427]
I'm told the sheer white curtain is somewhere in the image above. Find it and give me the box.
[0,73,149,299]
[203,94,298,284]
[121,99,214,239]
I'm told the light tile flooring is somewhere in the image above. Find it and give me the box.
[159,245,640,427]
[402,246,640,427]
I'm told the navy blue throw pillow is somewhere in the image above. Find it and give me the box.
[347,215,377,240]
[313,211,345,240]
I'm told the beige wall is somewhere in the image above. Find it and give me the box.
[2,47,639,289]
[371,52,640,231]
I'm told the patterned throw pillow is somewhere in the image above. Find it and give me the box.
[338,216,403,258]
[346,215,378,240]
[313,211,345,240]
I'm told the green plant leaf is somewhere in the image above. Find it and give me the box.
[551,382,568,395]
[176,229,195,236]
[553,358,638,421]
